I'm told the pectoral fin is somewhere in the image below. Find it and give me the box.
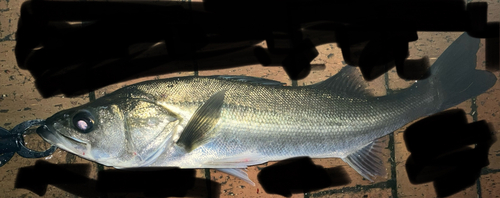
[176,90,226,152]
[342,138,387,181]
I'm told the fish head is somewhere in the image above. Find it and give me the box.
[38,97,180,167]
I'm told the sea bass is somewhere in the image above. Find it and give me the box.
[38,33,497,184]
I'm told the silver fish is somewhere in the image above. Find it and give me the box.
[38,33,497,185]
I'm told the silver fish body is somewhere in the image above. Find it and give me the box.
[146,76,431,165]
[38,33,497,183]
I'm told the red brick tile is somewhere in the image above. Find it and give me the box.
[296,43,344,86]
[197,41,292,85]
[198,64,292,86]
[480,172,500,198]
[0,1,21,40]
[3,0,499,197]
[0,19,103,197]
[0,38,100,197]
[297,43,388,97]
[476,38,500,170]
[308,135,392,194]
[209,163,304,197]
[93,70,195,99]
[394,120,480,198]
[390,32,485,198]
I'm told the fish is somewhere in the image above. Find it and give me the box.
[38,33,497,185]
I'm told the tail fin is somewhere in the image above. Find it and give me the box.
[426,33,497,111]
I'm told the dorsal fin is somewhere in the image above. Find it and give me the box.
[311,66,371,97]
[211,75,286,86]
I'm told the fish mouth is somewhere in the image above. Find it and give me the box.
[59,132,87,144]
[37,125,89,155]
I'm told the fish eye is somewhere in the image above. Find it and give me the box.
[72,110,95,133]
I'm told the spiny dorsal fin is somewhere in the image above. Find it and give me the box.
[176,90,226,152]
[216,168,255,186]
[342,137,387,181]
[211,75,286,86]
[312,66,371,97]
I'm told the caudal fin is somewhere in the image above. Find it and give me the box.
[343,33,497,182]
[427,33,497,111]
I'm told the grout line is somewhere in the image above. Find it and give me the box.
[308,182,391,197]
[89,92,96,101]
[0,34,14,42]
[388,133,398,198]
[194,68,199,77]
[470,97,483,198]
[481,168,500,175]
[204,169,212,198]
[470,97,478,127]
[384,71,399,198]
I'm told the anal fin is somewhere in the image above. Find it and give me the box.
[216,168,255,186]
[206,152,266,185]
[342,137,387,181]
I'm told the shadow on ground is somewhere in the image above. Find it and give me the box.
[404,109,496,197]
[15,0,498,97]
[15,160,220,197]
[258,157,351,197]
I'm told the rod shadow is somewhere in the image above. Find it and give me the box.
[257,157,351,197]
[15,0,498,98]
[404,109,496,197]
[15,160,221,197]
